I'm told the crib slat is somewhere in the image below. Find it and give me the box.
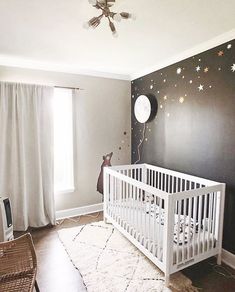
[192,196,197,257]
[126,171,129,229]
[208,192,213,251]
[124,171,127,228]
[118,175,121,225]
[151,169,153,186]
[158,198,163,260]
[198,194,203,255]
[135,185,138,238]
[122,173,124,227]
[202,193,208,253]
[164,174,166,192]
[110,175,114,218]
[148,195,151,251]
[182,198,186,261]
[187,197,192,259]
[176,177,179,193]
[119,174,122,226]
[137,186,141,240]
[168,175,170,193]
[113,176,116,220]
[157,171,160,189]
[127,170,130,230]
[140,187,144,244]
[155,171,158,188]
[153,195,156,256]
[133,185,136,238]
[176,200,181,264]
[212,192,217,249]
[132,181,135,233]
[144,193,147,249]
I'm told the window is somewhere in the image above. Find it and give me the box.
[53,88,74,194]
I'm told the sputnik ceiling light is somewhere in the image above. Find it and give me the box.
[84,0,135,37]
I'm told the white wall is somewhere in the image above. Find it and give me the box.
[0,65,131,211]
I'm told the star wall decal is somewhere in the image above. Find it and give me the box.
[227,44,232,49]
[217,51,224,57]
[176,67,182,74]
[179,97,184,103]
[204,67,209,73]
[198,84,204,91]
[231,64,235,72]
[196,66,201,72]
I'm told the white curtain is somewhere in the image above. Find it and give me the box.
[0,82,55,231]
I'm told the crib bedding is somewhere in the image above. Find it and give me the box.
[110,200,200,245]
[108,200,216,263]
[146,203,199,245]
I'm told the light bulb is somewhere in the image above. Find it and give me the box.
[130,13,136,20]
[113,13,122,22]
[88,0,97,5]
[112,31,118,38]
[83,22,90,29]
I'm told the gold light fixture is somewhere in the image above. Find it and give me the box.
[84,0,135,37]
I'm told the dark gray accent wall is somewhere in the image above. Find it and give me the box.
[131,39,235,254]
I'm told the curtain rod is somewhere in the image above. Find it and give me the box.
[54,85,84,90]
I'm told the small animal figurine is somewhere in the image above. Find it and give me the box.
[97,152,113,195]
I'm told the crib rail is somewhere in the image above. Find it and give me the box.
[145,164,219,189]
[103,164,225,284]
[170,183,225,273]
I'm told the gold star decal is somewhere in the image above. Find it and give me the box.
[217,51,224,57]
[163,95,167,100]
[204,67,209,73]
[179,97,184,103]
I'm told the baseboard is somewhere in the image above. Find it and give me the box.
[56,203,103,220]
[222,248,235,270]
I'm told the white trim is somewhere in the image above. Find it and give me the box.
[222,248,235,270]
[56,203,103,220]
[131,29,235,80]
[0,55,130,81]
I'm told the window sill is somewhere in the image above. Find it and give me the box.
[54,188,75,195]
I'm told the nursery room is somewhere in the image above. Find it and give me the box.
[0,0,235,291]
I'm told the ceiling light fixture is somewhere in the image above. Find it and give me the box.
[84,0,135,37]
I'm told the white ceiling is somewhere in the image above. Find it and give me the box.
[0,0,234,80]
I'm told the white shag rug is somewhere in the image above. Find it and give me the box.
[57,221,198,292]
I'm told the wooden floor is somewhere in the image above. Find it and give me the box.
[15,213,235,292]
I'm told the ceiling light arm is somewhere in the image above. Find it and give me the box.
[107,16,116,34]
[93,1,106,13]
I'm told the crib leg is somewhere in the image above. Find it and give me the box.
[104,216,111,224]
[217,253,222,265]
[165,273,170,287]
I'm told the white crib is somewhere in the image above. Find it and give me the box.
[103,164,225,287]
